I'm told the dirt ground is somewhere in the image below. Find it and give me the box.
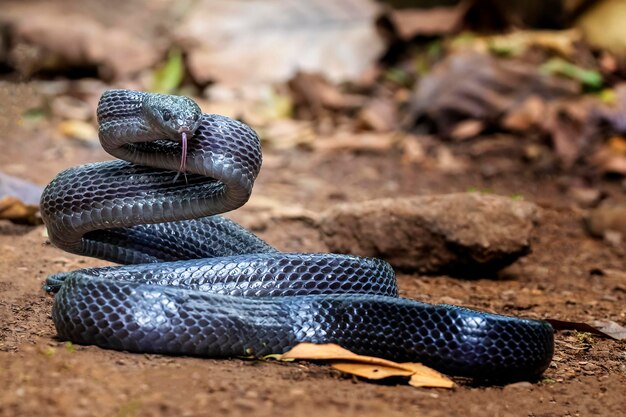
[0,126,625,417]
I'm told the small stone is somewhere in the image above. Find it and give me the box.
[437,296,464,305]
[233,398,256,411]
[568,186,603,208]
[503,381,533,390]
[289,388,305,396]
[586,201,626,238]
[604,230,622,246]
[357,98,398,132]
[582,363,599,372]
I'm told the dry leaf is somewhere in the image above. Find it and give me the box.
[590,146,626,176]
[589,320,626,340]
[282,343,404,366]
[386,2,470,38]
[176,0,384,86]
[357,98,399,132]
[403,363,456,389]
[408,51,580,137]
[331,361,414,379]
[0,196,40,224]
[435,147,469,173]
[577,0,626,57]
[607,136,626,154]
[542,99,596,168]
[289,72,367,119]
[449,119,484,141]
[547,318,626,340]
[602,156,626,174]
[280,343,454,389]
[502,96,546,131]
[0,172,43,225]
[484,30,581,58]
[400,135,428,165]
[518,30,581,57]
[57,120,98,143]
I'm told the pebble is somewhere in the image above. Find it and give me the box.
[503,381,533,391]
[586,201,626,239]
[568,186,603,207]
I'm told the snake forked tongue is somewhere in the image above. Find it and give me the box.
[180,131,187,174]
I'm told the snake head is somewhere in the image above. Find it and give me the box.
[144,93,203,139]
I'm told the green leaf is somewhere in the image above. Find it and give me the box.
[597,88,617,105]
[384,67,411,86]
[540,57,603,90]
[43,347,56,357]
[488,37,524,57]
[21,107,46,123]
[151,49,185,94]
[414,40,443,76]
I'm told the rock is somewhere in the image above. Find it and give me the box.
[568,186,604,208]
[2,1,165,79]
[357,98,398,132]
[0,172,42,207]
[586,201,626,241]
[503,381,533,391]
[176,0,384,86]
[319,193,539,275]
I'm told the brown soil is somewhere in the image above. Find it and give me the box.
[1,128,625,417]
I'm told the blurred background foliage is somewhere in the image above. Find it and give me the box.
[2,0,626,181]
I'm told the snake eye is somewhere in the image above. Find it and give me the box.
[162,110,172,121]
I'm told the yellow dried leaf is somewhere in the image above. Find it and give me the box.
[449,119,484,141]
[280,343,455,389]
[607,136,626,154]
[330,361,414,380]
[0,196,40,224]
[281,343,412,371]
[577,0,626,57]
[57,120,97,142]
[402,363,456,388]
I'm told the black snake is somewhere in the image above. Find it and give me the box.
[41,89,554,381]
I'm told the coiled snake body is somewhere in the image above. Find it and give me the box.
[41,89,554,380]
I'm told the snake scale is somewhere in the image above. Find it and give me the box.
[41,89,554,381]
